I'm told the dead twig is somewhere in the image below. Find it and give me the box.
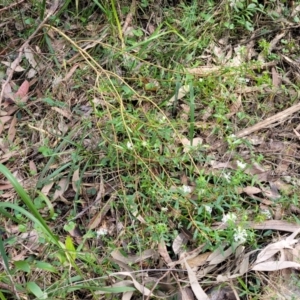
[0,0,59,107]
[235,99,300,138]
[146,269,171,300]
[0,0,25,13]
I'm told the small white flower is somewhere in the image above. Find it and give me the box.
[261,209,272,219]
[233,227,247,243]
[181,185,192,193]
[223,172,231,182]
[204,205,212,214]
[159,115,167,123]
[237,160,247,169]
[96,228,108,236]
[237,77,250,84]
[222,212,237,223]
[198,189,206,196]
[161,207,168,212]
[142,140,147,147]
[126,141,133,150]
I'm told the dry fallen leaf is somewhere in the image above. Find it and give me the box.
[53,177,69,201]
[185,258,210,300]
[1,61,25,72]
[255,239,298,265]
[167,85,190,106]
[0,116,12,135]
[7,115,17,142]
[158,239,172,264]
[252,261,300,271]
[15,80,29,98]
[29,160,37,174]
[71,169,80,193]
[172,233,188,255]
[181,137,203,153]
[88,192,116,230]
[243,186,261,196]
[186,252,211,268]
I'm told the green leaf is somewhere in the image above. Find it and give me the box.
[0,290,7,300]
[0,164,61,248]
[65,236,76,260]
[26,282,47,299]
[35,261,58,273]
[0,237,10,273]
[14,260,31,273]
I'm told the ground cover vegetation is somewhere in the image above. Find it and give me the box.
[1,0,300,299]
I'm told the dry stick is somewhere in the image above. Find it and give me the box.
[0,282,20,297]
[235,100,300,138]
[145,269,171,300]
[229,279,241,300]
[0,0,25,13]
[211,96,300,150]
[0,0,59,107]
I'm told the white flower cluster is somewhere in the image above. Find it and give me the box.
[222,213,247,244]
[233,226,247,243]
[126,141,133,150]
[181,185,192,193]
[228,0,242,8]
[223,172,231,182]
[261,209,272,219]
[222,212,237,223]
[204,205,212,214]
[236,160,247,169]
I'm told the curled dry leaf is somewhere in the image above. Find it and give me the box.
[41,182,54,197]
[167,85,190,106]
[168,244,205,267]
[172,233,188,255]
[255,239,298,265]
[53,177,69,201]
[88,192,117,230]
[24,46,37,78]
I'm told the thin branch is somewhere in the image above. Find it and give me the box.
[0,0,25,13]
